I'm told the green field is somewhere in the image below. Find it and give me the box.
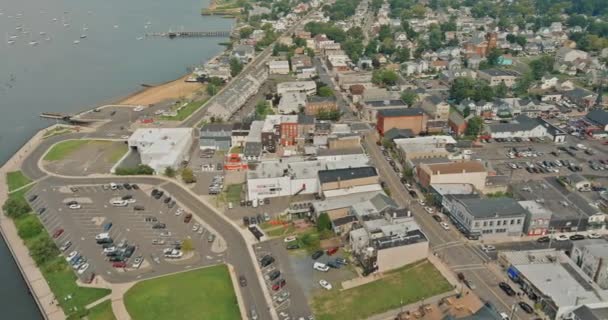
[312,260,453,320]
[124,265,240,320]
[86,300,116,320]
[6,170,32,192]
[223,184,243,203]
[159,99,208,121]
[43,140,90,161]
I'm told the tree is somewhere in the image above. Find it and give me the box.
[400,90,419,106]
[255,100,274,120]
[207,83,218,96]
[316,109,341,121]
[181,167,196,184]
[181,239,194,252]
[372,69,398,86]
[2,197,30,219]
[164,167,176,178]
[229,57,243,77]
[465,116,484,137]
[486,48,503,66]
[115,164,154,175]
[239,27,254,39]
[317,86,334,97]
[17,218,42,239]
[494,82,508,98]
[317,212,332,232]
[513,72,534,97]
[462,106,471,118]
[394,48,411,63]
[529,55,555,80]
[30,237,59,266]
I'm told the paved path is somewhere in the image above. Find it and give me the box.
[0,125,66,320]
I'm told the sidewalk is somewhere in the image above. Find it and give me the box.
[0,125,65,320]
[366,290,458,320]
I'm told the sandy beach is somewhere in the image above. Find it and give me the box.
[119,75,204,106]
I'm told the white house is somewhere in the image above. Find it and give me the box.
[127,128,194,174]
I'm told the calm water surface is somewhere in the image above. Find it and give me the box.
[0,0,231,317]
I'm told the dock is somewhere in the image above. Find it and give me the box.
[40,112,97,124]
[145,31,231,38]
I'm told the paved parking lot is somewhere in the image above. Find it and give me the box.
[26,182,227,283]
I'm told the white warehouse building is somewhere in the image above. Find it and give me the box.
[128,128,194,174]
[246,154,370,201]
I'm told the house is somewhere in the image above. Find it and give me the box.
[448,111,467,135]
[231,122,250,148]
[486,115,566,143]
[540,76,559,90]
[326,54,350,72]
[376,108,427,136]
[278,92,307,114]
[268,60,290,75]
[305,96,337,116]
[127,128,194,174]
[232,45,255,63]
[477,68,519,87]
[566,174,592,192]
[418,161,487,191]
[420,95,450,121]
[394,32,408,42]
[199,123,233,151]
[290,54,313,71]
[337,72,373,90]
[556,47,589,63]
[442,195,527,239]
[564,88,598,109]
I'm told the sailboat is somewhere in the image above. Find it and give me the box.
[73,40,80,44]
[83,24,88,31]
[136,36,144,40]
[6,33,15,45]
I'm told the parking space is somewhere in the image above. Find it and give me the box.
[26,182,226,283]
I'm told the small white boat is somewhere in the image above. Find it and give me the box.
[63,23,70,27]
[29,40,38,46]
[9,35,18,39]
[7,40,15,45]
[113,25,119,29]
[45,37,51,41]
[39,31,46,35]
[136,36,143,40]
[52,18,58,22]
[80,34,87,39]
[15,26,23,31]
[73,40,80,44]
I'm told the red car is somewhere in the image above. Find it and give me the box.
[326,247,339,256]
[184,213,192,223]
[112,262,127,268]
[52,228,64,238]
[271,279,286,291]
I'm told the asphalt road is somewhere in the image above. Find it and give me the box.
[362,132,533,319]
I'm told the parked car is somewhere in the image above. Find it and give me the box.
[184,213,193,223]
[335,257,348,265]
[480,244,496,252]
[132,256,144,269]
[570,234,585,241]
[519,302,534,314]
[498,282,515,296]
[239,275,247,287]
[326,247,339,255]
[268,270,281,281]
[286,243,300,250]
[554,234,569,241]
[536,236,550,243]
[28,194,38,202]
[319,279,332,290]
[313,262,329,272]
[311,250,324,260]
[260,255,275,267]
[112,262,127,268]
[134,205,145,211]
[52,228,64,238]
[271,279,286,291]
[60,241,72,252]
[103,222,113,231]
[432,215,442,222]
[588,233,602,239]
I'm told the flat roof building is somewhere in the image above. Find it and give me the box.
[128,128,194,174]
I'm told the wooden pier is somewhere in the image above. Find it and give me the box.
[146,31,231,38]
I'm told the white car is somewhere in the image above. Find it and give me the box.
[66,250,78,262]
[164,249,183,259]
[319,279,332,290]
[480,244,496,252]
[110,183,118,190]
[133,106,144,112]
[440,222,450,230]
[127,198,136,203]
[417,199,425,206]
[132,256,144,269]
[555,234,569,241]
[68,203,81,209]
[405,183,412,190]
[313,262,329,272]
[103,246,116,253]
[588,233,602,239]
[424,207,434,214]
[111,200,128,207]
[95,232,110,240]
[192,224,200,232]
[175,208,183,216]
[284,236,297,243]
[77,263,90,274]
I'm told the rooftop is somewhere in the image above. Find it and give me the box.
[448,195,527,219]
[318,166,378,184]
[377,107,425,118]
[423,160,486,175]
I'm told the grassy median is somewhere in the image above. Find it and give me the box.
[43,140,90,161]
[124,265,240,320]
[312,260,453,320]
[6,170,32,192]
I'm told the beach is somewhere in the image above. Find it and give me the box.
[119,75,204,106]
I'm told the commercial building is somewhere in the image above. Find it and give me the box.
[305,96,337,116]
[318,166,380,198]
[586,109,608,132]
[568,303,608,320]
[246,154,370,201]
[128,128,194,174]
[268,60,290,75]
[486,115,566,143]
[499,249,608,319]
[199,123,232,151]
[417,160,487,191]
[277,81,317,96]
[362,100,408,122]
[518,200,552,236]
[278,92,307,114]
[571,241,608,290]
[376,108,427,136]
[442,195,527,239]
[394,136,457,162]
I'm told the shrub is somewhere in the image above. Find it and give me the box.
[3,197,31,218]
[30,237,60,266]
[115,164,155,175]
[17,216,43,239]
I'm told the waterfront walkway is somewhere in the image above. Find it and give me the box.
[0,126,65,320]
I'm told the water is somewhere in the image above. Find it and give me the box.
[0,0,232,317]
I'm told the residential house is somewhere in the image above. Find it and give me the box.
[449,111,467,135]
[477,68,519,87]
[363,99,408,122]
[486,115,566,143]
[232,45,255,63]
[420,95,450,121]
[231,122,250,148]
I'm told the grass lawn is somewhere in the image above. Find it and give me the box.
[159,98,208,121]
[223,184,243,203]
[43,126,73,139]
[266,224,295,237]
[229,146,242,154]
[6,170,32,192]
[124,265,240,320]
[86,300,116,320]
[312,260,453,320]
[44,140,90,161]
[105,143,129,163]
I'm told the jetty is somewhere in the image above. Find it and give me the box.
[40,112,98,124]
[145,31,231,38]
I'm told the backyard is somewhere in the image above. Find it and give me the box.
[124,265,240,320]
[312,260,453,320]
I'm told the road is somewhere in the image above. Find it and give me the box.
[362,132,531,319]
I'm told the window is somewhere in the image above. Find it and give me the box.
[483,221,487,227]
[517,219,522,225]
[495,228,506,233]
[510,219,515,225]
[489,221,494,227]
[474,222,480,228]
[496,220,501,226]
